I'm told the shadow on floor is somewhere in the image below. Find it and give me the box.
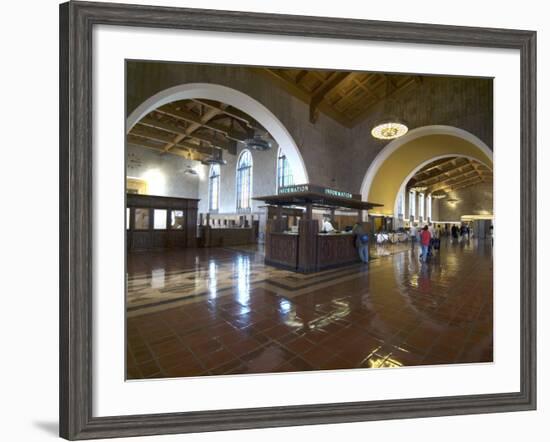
[33,421,58,437]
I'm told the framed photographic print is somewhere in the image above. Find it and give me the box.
[59,1,537,439]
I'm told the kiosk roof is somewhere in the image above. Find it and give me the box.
[253,190,382,211]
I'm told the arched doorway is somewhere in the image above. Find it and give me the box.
[392,154,492,219]
[360,125,493,218]
[127,83,308,184]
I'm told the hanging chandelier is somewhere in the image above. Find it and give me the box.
[410,185,428,193]
[200,147,227,166]
[371,121,408,140]
[431,193,447,200]
[244,133,274,151]
[371,77,408,140]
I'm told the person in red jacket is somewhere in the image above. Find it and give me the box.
[420,225,432,263]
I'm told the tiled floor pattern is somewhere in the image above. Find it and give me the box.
[126,238,493,379]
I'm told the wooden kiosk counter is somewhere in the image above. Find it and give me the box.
[254,185,381,273]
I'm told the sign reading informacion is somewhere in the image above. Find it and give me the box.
[279,184,358,200]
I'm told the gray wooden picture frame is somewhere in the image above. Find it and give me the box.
[59,1,537,439]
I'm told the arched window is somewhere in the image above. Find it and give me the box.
[408,190,416,220]
[397,190,404,219]
[426,194,432,221]
[277,149,294,192]
[209,164,220,212]
[236,150,252,211]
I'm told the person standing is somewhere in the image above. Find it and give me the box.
[433,224,442,251]
[427,223,435,257]
[451,224,458,242]
[409,223,417,243]
[322,216,335,233]
[352,221,369,263]
[420,225,432,262]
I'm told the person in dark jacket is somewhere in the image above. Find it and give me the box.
[352,221,369,263]
[451,224,459,242]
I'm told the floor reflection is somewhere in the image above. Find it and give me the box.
[126,238,493,379]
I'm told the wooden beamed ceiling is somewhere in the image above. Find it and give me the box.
[255,68,422,127]
[127,99,267,160]
[408,157,493,194]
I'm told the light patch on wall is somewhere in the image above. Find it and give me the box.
[447,198,460,207]
[142,168,166,196]
[194,164,208,181]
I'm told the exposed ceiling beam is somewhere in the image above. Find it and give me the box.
[295,69,309,84]
[191,99,263,131]
[429,175,485,193]
[130,125,177,145]
[154,107,248,144]
[469,159,486,183]
[186,131,237,154]
[415,158,462,177]
[451,179,493,192]
[253,68,351,127]
[139,116,187,136]
[414,163,480,186]
[126,137,200,160]
[127,131,213,157]
[347,76,420,126]
[151,104,221,154]
[309,71,351,123]
[384,75,398,95]
[139,114,236,155]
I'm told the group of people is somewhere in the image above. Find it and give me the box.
[409,223,443,263]
[418,225,435,262]
[351,220,444,265]
[450,223,471,241]
[412,222,474,262]
[337,217,477,266]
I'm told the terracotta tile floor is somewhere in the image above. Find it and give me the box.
[126,238,493,379]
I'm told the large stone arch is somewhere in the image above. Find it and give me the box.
[360,125,493,216]
[127,83,309,185]
[391,153,491,217]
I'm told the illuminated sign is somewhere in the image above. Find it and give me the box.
[279,184,309,194]
[324,188,353,199]
[279,184,357,200]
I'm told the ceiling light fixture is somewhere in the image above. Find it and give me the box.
[410,185,428,193]
[200,147,227,166]
[371,121,408,140]
[371,77,409,140]
[431,193,447,199]
[244,132,275,151]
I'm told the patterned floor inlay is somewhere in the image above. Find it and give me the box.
[126,238,493,379]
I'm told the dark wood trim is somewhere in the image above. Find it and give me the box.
[126,194,197,251]
[60,1,537,439]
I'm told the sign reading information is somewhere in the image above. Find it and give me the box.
[279,184,310,194]
[323,188,353,199]
[279,184,358,200]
